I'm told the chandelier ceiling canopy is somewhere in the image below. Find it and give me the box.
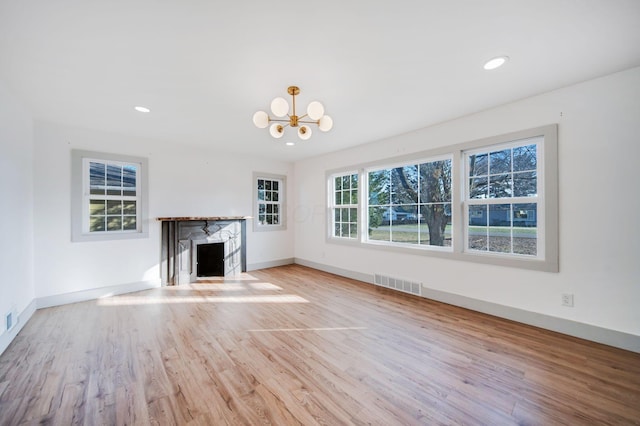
[253,86,333,141]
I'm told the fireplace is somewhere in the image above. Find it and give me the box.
[158,217,248,285]
[197,242,224,277]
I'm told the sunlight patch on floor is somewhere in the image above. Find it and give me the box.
[97,294,309,306]
[163,282,283,291]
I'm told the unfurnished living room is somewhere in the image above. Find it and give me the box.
[1,1,639,424]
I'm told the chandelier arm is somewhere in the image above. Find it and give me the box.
[298,119,320,125]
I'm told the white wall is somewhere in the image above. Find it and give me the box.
[293,67,640,346]
[33,122,294,299]
[0,79,35,352]
[5,67,639,353]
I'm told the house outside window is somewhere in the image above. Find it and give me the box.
[464,137,542,257]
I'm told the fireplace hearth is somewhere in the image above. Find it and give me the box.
[158,217,248,285]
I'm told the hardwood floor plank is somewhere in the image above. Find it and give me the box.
[1,264,639,425]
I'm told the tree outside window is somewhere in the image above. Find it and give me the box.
[367,158,452,247]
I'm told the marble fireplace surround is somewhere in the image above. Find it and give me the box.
[158,217,248,285]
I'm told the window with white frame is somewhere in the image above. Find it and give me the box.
[253,173,286,231]
[325,124,558,271]
[464,137,542,257]
[86,159,139,233]
[367,157,452,248]
[330,172,359,239]
[71,150,148,242]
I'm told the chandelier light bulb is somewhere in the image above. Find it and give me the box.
[270,97,289,117]
[306,101,325,121]
[298,125,312,140]
[318,115,333,132]
[252,111,269,128]
[269,123,285,138]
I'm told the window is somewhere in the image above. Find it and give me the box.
[367,157,452,248]
[330,172,359,239]
[464,138,541,257]
[86,160,139,232]
[71,150,148,242]
[253,172,286,231]
[326,124,558,271]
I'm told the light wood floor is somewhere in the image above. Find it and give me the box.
[1,265,639,425]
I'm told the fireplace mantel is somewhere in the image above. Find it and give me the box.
[159,217,249,285]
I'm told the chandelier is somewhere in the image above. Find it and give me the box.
[252,86,333,141]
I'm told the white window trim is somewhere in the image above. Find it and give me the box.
[71,150,149,242]
[325,124,558,272]
[253,172,287,232]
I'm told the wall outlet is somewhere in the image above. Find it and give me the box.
[561,293,574,307]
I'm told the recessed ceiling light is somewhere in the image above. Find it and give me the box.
[484,56,509,70]
[285,141,295,146]
[134,106,150,113]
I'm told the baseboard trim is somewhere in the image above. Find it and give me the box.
[247,258,295,271]
[419,286,640,353]
[0,299,37,356]
[36,280,162,309]
[294,258,374,285]
[293,258,640,353]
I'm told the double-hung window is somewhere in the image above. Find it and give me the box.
[253,172,286,231]
[464,138,542,257]
[71,150,148,242]
[330,172,359,239]
[86,159,139,233]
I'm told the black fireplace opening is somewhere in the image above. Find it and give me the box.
[197,243,225,277]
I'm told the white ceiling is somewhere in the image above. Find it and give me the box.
[1,1,639,162]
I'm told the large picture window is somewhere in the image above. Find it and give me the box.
[367,157,452,248]
[326,124,558,271]
[71,150,148,242]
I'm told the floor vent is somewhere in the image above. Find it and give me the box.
[373,273,422,297]
[6,312,14,332]
[5,305,18,332]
